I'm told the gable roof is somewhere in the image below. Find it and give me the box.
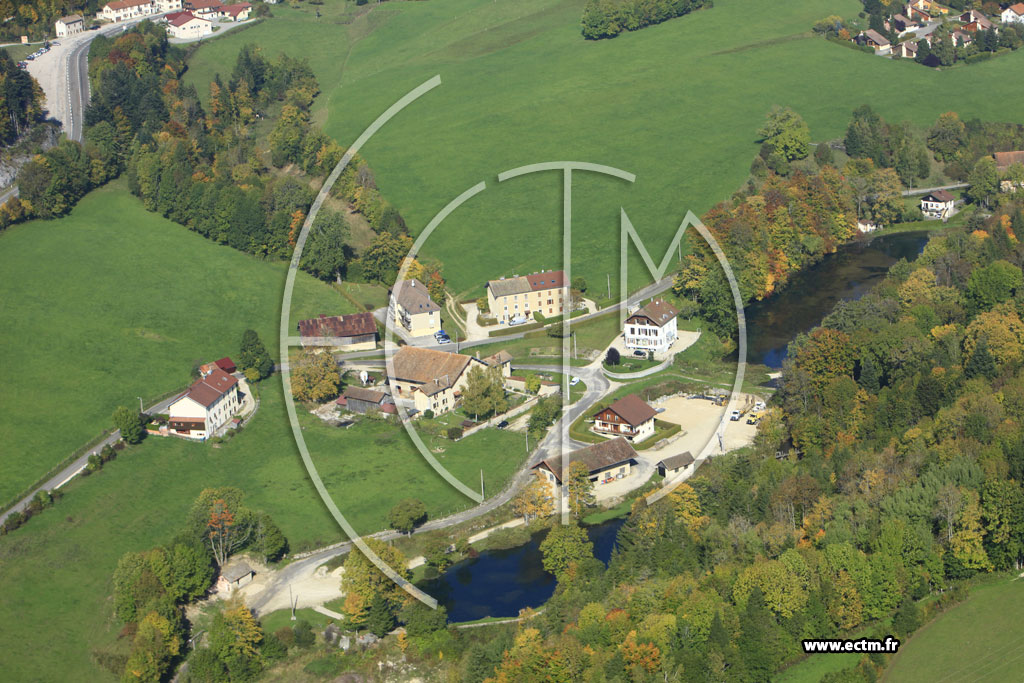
[923,190,955,202]
[58,14,84,23]
[187,0,223,8]
[533,438,638,484]
[1008,3,1024,16]
[526,270,566,291]
[181,367,238,408]
[221,561,254,582]
[658,452,695,470]
[483,350,512,367]
[392,279,440,314]
[892,13,912,24]
[486,276,532,298]
[167,10,205,25]
[596,394,657,427]
[391,346,474,386]
[487,270,566,297]
[221,2,251,16]
[863,29,891,46]
[104,0,153,10]
[629,298,679,327]
[298,312,377,339]
[343,385,388,404]
[215,357,236,373]
[994,151,1024,172]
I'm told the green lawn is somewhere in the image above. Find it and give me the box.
[0,375,526,681]
[182,0,1024,297]
[0,180,353,506]
[884,578,1024,683]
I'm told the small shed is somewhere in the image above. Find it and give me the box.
[215,357,237,374]
[217,561,255,592]
[657,452,695,478]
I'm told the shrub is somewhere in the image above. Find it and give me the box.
[447,426,463,440]
[422,410,435,420]
[605,347,620,366]
[293,620,315,647]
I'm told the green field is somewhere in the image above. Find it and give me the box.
[183,0,1024,297]
[884,579,1024,683]
[0,376,525,681]
[0,180,354,506]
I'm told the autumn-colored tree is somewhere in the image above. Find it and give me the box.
[341,538,409,607]
[206,497,250,566]
[668,483,709,540]
[951,488,992,571]
[620,629,662,673]
[122,610,182,683]
[794,328,856,390]
[513,472,554,523]
[209,597,263,662]
[830,569,864,630]
[290,349,343,403]
[539,521,594,581]
[566,460,596,517]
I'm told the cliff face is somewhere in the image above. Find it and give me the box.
[0,122,60,189]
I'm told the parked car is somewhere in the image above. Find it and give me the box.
[569,376,580,386]
[729,409,741,421]
[436,335,451,345]
[633,350,646,358]
[51,41,60,46]
[508,315,528,326]
[496,420,509,429]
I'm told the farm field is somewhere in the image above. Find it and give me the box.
[0,376,525,681]
[183,0,1024,297]
[0,180,352,505]
[884,578,1024,683]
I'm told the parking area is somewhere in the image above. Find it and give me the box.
[650,393,761,456]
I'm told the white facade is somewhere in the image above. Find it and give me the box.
[1003,5,1024,24]
[55,16,85,37]
[101,0,157,22]
[156,0,184,11]
[920,194,955,219]
[623,301,679,353]
[168,381,240,439]
[167,13,212,38]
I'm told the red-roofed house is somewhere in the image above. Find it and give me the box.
[1003,3,1024,24]
[297,312,378,351]
[165,10,211,38]
[920,190,956,219]
[101,0,156,22]
[486,270,568,324]
[168,368,241,439]
[592,394,658,443]
[624,298,679,353]
[221,2,252,20]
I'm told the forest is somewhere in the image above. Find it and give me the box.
[580,0,711,40]
[0,1,98,42]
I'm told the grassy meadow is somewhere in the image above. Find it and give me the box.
[182,0,1024,297]
[0,376,525,681]
[0,180,353,505]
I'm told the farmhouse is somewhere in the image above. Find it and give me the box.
[592,394,657,443]
[890,13,916,31]
[168,367,240,439]
[482,350,513,378]
[623,298,678,353]
[1003,3,1024,24]
[339,386,394,414]
[389,278,440,338]
[907,0,949,16]
[101,0,156,22]
[532,437,638,486]
[657,451,695,478]
[486,270,567,324]
[165,10,211,38]
[389,346,486,415]
[297,312,377,351]
[920,190,956,219]
[55,15,85,36]
[951,30,973,47]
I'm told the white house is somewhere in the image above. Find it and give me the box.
[185,0,224,18]
[592,394,657,443]
[623,298,678,353]
[221,2,252,21]
[101,0,157,22]
[168,367,241,439]
[390,278,440,338]
[155,0,183,11]
[165,11,211,38]
[1002,3,1024,24]
[55,14,85,37]
[920,190,956,219]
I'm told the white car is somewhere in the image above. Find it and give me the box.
[569,376,580,386]
[729,409,741,421]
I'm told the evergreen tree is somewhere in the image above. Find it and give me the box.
[858,355,881,393]
[238,329,273,380]
[965,337,997,380]
[365,593,396,637]
[737,587,776,682]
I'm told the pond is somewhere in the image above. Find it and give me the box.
[746,230,931,368]
[417,517,625,623]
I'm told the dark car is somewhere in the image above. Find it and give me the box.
[496,420,509,429]
[633,350,646,358]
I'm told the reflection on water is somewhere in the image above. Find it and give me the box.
[747,231,929,368]
[417,518,624,623]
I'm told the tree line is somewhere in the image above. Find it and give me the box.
[581,0,711,40]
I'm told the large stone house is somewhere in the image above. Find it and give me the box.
[623,298,678,353]
[390,279,440,338]
[389,346,486,415]
[297,312,378,351]
[532,437,638,486]
[55,14,85,36]
[486,270,567,324]
[168,367,240,439]
[592,394,657,443]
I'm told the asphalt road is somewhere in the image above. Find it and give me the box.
[65,33,93,143]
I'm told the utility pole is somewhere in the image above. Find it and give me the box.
[573,331,577,359]
[480,469,484,499]
[137,396,144,413]
[525,429,529,453]
[289,585,297,620]
[606,273,611,299]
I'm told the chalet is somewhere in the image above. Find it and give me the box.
[959,9,995,31]
[891,13,916,31]
[532,437,638,486]
[221,2,252,20]
[623,298,678,353]
[482,350,513,378]
[905,4,930,22]
[656,452,695,478]
[297,312,377,351]
[216,561,255,592]
[857,29,892,53]
[185,0,224,17]
[920,190,956,219]
[389,346,486,415]
[339,386,394,414]
[165,10,211,38]
[907,0,949,16]
[168,367,240,439]
[951,30,973,47]
[897,40,919,58]
[389,278,440,338]
[101,0,156,22]
[55,14,85,36]
[1002,3,1024,24]
[592,394,657,443]
[486,270,567,324]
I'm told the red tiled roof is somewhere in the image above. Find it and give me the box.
[167,11,203,26]
[182,367,238,407]
[391,347,473,386]
[926,190,955,202]
[221,2,251,16]
[105,0,153,10]
[526,270,566,291]
[629,298,679,327]
[215,357,236,373]
[596,394,657,427]
[298,312,377,338]
[994,151,1024,172]
[1009,3,1024,16]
